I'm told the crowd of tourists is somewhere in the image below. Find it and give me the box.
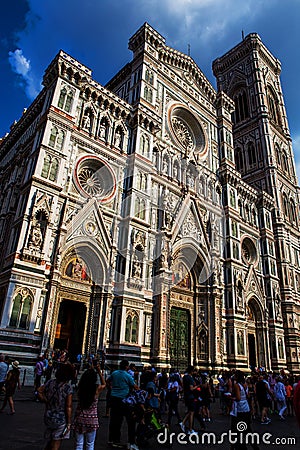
[1,349,300,449]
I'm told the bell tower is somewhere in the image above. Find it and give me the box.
[213,34,300,372]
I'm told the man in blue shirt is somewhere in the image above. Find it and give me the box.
[0,353,8,393]
[108,360,139,450]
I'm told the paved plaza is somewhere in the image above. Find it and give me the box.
[0,385,299,450]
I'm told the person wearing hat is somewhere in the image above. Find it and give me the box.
[0,360,21,414]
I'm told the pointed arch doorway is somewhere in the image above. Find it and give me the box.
[247,298,265,370]
[169,307,190,370]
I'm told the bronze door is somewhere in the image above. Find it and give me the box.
[169,307,190,370]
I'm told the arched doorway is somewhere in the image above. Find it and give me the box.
[54,300,87,359]
[168,245,210,370]
[247,298,265,370]
[169,307,190,370]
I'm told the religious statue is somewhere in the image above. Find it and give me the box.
[132,254,141,278]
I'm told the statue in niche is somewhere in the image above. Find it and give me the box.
[132,254,141,278]
[99,123,106,139]
[275,298,282,320]
[82,113,91,131]
[237,332,244,354]
[162,158,168,174]
[30,223,43,248]
[236,279,244,308]
[161,239,172,269]
[173,164,178,180]
[114,130,122,148]
[187,170,195,189]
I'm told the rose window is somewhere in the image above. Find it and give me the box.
[171,118,194,151]
[74,156,116,202]
[241,237,257,265]
[168,104,207,157]
[77,168,104,196]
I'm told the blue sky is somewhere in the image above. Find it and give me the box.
[1,0,300,177]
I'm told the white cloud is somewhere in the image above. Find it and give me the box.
[147,0,267,44]
[8,48,40,100]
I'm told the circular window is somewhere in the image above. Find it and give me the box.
[167,104,207,157]
[241,237,257,265]
[74,155,116,201]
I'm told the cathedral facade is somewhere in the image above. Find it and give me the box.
[0,23,299,372]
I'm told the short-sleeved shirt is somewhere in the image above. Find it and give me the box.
[110,369,135,399]
[0,361,8,383]
[183,374,195,401]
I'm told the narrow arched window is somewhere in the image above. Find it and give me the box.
[56,130,64,150]
[58,88,67,109]
[290,199,297,225]
[281,151,288,173]
[9,292,32,329]
[125,313,139,343]
[233,89,249,123]
[145,69,154,85]
[41,154,51,178]
[132,316,138,343]
[65,91,74,113]
[247,142,257,167]
[49,157,59,182]
[140,199,146,220]
[282,193,289,218]
[135,198,140,217]
[275,144,281,167]
[234,147,243,172]
[49,127,58,148]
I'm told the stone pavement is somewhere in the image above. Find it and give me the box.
[0,386,299,449]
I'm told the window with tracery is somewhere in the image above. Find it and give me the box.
[145,69,154,85]
[9,289,33,329]
[267,86,281,126]
[48,127,64,150]
[136,172,147,191]
[135,197,146,220]
[234,147,243,172]
[58,86,74,113]
[233,89,249,123]
[290,199,297,225]
[144,86,153,103]
[41,154,59,182]
[125,311,139,343]
[282,193,289,218]
[140,134,150,156]
[247,142,257,167]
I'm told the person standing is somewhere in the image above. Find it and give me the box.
[0,353,8,393]
[230,371,259,450]
[179,366,197,434]
[34,355,45,399]
[274,377,287,420]
[255,374,272,424]
[73,366,106,449]
[108,360,139,450]
[0,360,20,414]
[166,372,181,427]
[38,363,74,450]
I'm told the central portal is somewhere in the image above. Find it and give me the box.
[169,307,190,370]
[54,300,87,360]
